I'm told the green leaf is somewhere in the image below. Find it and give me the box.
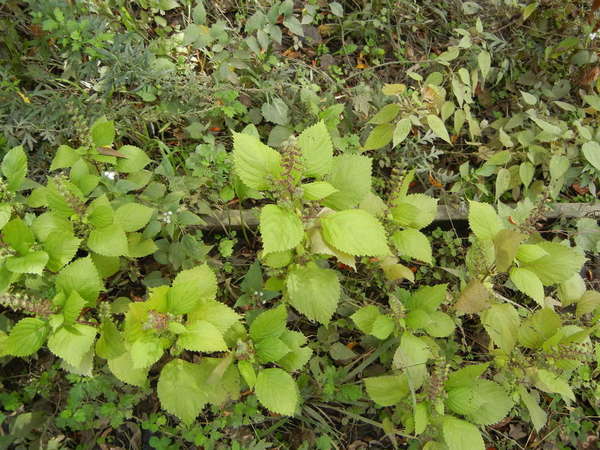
[583,94,600,111]
[50,145,80,171]
[393,118,412,147]
[391,229,432,264]
[321,209,389,257]
[407,284,448,313]
[261,98,289,125]
[108,351,148,387]
[232,132,282,190]
[32,212,72,242]
[90,117,115,147]
[3,218,34,255]
[62,291,86,324]
[445,363,489,390]
[481,303,520,354]
[549,154,570,180]
[297,121,333,177]
[255,368,298,415]
[351,305,395,339]
[393,333,431,390]
[521,242,585,285]
[533,369,575,403]
[238,360,256,388]
[493,230,525,273]
[47,324,97,367]
[255,336,291,363]
[87,223,129,257]
[364,374,409,406]
[576,290,600,318]
[1,146,27,191]
[96,320,126,360]
[478,50,491,81]
[391,194,438,229]
[369,104,401,124]
[91,253,121,279]
[424,311,455,338]
[260,205,304,255]
[518,386,547,432]
[5,251,48,274]
[581,141,600,171]
[442,416,485,450]
[249,304,287,342]
[5,318,48,357]
[116,145,151,173]
[468,201,503,240]
[520,91,537,105]
[157,359,207,424]
[322,154,372,210]
[0,203,11,230]
[55,257,103,305]
[363,123,394,150]
[130,336,164,369]
[127,233,158,258]
[43,231,81,272]
[168,264,217,315]
[426,115,451,144]
[187,300,241,334]
[510,267,544,305]
[114,203,154,232]
[518,308,561,349]
[286,263,340,325]
[447,380,513,425]
[495,168,511,200]
[302,181,337,201]
[178,320,228,352]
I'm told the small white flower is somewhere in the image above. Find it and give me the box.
[102,171,117,180]
[590,32,598,40]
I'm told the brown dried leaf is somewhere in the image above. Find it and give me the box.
[455,280,490,315]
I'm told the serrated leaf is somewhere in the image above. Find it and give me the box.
[96,320,126,360]
[351,305,394,339]
[576,290,600,317]
[468,201,503,240]
[50,145,80,171]
[424,311,455,337]
[364,374,409,406]
[302,181,338,201]
[518,308,561,349]
[116,145,151,173]
[297,121,333,177]
[157,359,207,424]
[286,263,340,325]
[249,304,287,342]
[393,333,431,390]
[510,267,544,305]
[43,230,81,271]
[455,280,490,315]
[168,264,217,314]
[131,336,164,369]
[178,320,228,352]
[260,205,304,255]
[363,123,394,150]
[533,369,575,403]
[322,154,372,210]
[426,115,451,144]
[391,228,432,264]
[48,324,97,367]
[87,223,129,257]
[255,368,298,416]
[90,118,115,147]
[255,336,290,363]
[5,251,48,274]
[114,203,154,232]
[321,209,389,256]
[233,132,282,190]
[481,303,519,353]
[5,318,48,357]
[187,300,240,334]
[521,242,585,285]
[108,351,148,387]
[62,291,86,324]
[495,167,511,200]
[2,146,27,191]
[442,416,485,450]
[3,218,34,255]
[493,230,525,272]
[517,386,547,432]
[448,379,513,425]
[261,98,289,125]
[581,141,600,171]
[55,257,103,305]
[391,194,438,229]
